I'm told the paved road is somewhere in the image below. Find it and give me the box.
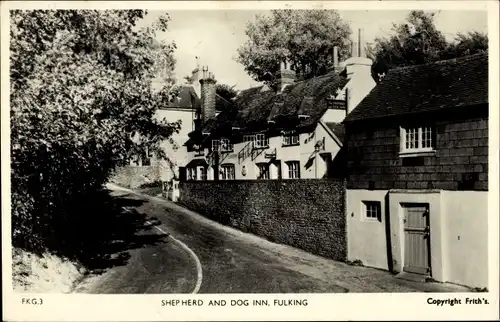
[74,184,469,294]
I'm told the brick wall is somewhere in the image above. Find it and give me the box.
[345,107,488,190]
[179,179,347,261]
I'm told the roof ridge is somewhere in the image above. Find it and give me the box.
[387,52,488,74]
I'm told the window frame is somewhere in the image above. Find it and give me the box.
[220,164,236,180]
[255,133,269,149]
[286,161,301,179]
[187,167,197,181]
[362,201,382,222]
[399,125,436,157]
[212,139,221,152]
[199,166,207,181]
[142,146,153,166]
[243,134,256,145]
[282,130,300,146]
[256,163,270,180]
[220,138,233,152]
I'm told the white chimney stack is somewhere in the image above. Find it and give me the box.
[342,27,376,115]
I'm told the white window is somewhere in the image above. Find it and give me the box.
[287,161,300,179]
[400,126,434,155]
[212,139,221,152]
[282,130,299,146]
[243,134,256,144]
[363,201,381,221]
[220,138,233,152]
[257,163,270,179]
[255,133,269,148]
[187,167,197,181]
[220,164,235,180]
[142,146,153,166]
[193,144,204,156]
[199,167,207,181]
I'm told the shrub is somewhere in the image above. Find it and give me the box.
[10,10,180,255]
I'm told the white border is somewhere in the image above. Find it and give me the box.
[2,1,499,321]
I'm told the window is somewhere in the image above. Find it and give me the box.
[400,126,435,155]
[212,139,221,152]
[193,144,204,156]
[220,164,235,180]
[282,130,299,146]
[199,167,207,181]
[220,138,233,152]
[363,201,381,221]
[287,161,300,179]
[257,163,270,179]
[255,133,269,148]
[243,134,256,144]
[187,167,197,181]
[142,147,153,166]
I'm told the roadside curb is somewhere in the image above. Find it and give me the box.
[106,183,203,294]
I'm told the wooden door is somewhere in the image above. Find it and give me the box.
[403,204,431,275]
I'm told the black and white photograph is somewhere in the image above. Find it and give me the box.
[2,1,499,321]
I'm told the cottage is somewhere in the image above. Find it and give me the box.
[183,29,376,182]
[343,53,489,288]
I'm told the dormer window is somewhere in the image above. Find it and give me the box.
[255,133,269,149]
[282,130,299,146]
[220,138,233,152]
[212,139,220,152]
[213,138,233,152]
[400,125,436,157]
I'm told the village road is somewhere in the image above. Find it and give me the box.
[74,184,469,294]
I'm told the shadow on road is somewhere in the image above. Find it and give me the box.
[61,189,168,273]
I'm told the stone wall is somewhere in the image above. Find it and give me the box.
[179,179,347,261]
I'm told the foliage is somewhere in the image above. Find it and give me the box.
[216,83,238,113]
[367,10,488,79]
[10,9,180,254]
[216,83,238,102]
[440,31,488,60]
[237,10,351,87]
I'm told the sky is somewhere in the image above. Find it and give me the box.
[140,10,488,91]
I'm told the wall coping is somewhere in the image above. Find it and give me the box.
[181,178,346,184]
[388,189,441,194]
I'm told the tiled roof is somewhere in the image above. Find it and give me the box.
[200,71,349,137]
[165,85,229,112]
[344,52,488,123]
[325,122,345,143]
[166,85,200,109]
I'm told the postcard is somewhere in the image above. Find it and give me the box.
[2,1,499,321]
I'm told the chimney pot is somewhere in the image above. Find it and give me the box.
[358,28,365,58]
[351,41,358,58]
[333,46,339,67]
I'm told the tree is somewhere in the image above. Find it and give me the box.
[237,10,352,87]
[440,31,488,60]
[368,10,488,79]
[10,10,181,253]
[215,83,238,113]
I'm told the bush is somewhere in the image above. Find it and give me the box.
[10,10,180,255]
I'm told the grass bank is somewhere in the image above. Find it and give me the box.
[12,247,87,293]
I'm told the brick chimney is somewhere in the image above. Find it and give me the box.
[276,59,295,92]
[199,66,217,124]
